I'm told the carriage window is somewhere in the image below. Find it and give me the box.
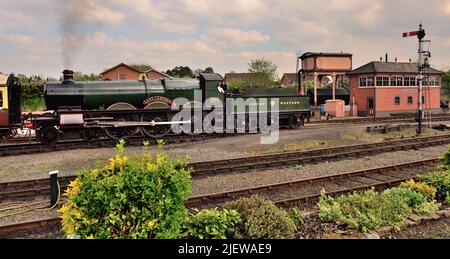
[408,96,413,105]
[0,91,3,107]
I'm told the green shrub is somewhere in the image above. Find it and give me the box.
[446,196,450,205]
[400,180,437,201]
[418,171,450,200]
[181,208,241,239]
[317,190,343,222]
[441,146,450,169]
[59,140,192,239]
[413,201,441,216]
[381,187,426,207]
[288,208,305,230]
[224,195,296,239]
[317,188,440,232]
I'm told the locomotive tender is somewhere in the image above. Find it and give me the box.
[11,70,311,144]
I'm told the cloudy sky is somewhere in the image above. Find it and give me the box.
[1,0,450,78]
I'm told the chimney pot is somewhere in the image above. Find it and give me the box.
[380,57,383,62]
[409,58,412,63]
[385,53,388,63]
[62,69,74,84]
[395,58,398,63]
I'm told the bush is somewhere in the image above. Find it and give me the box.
[181,208,241,239]
[418,171,450,200]
[224,195,296,239]
[317,188,440,232]
[288,208,305,230]
[446,196,450,205]
[58,140,192,239]
[400,180,437,201]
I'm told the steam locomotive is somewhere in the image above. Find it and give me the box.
[5,70,311,144]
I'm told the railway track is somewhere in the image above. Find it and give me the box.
[0,133,228,157]
[1,133,449,202]
[0,158,440,238]
[310,114,450,124]
[186,158,439,208]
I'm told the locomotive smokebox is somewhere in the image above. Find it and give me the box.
[62,69,74,84]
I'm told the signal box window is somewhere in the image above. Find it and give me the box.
[367,77,374,87]
[394,96,401,105]
[390,77,397,87]
[408,96,413,105]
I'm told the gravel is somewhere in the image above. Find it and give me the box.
[191,145,448,196]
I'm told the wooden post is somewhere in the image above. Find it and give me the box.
[332,73,337,100]
[314,72,318,108]
[49,170,59,207]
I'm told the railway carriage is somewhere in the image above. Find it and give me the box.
[0,75,21,138]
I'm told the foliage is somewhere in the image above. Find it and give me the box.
[129,64,154,72]
[74,73,100,81]
[441,146,450,170]
[442,70,450,89]
[22,98,45,112]
[287,208,305,230]
[400,180,437,201]
[166,66,194,78]
[318,187,440,232]
[228,77,281,91]
[418,171,450,200]
[204,67,214,74]
[58,140,192,239]
[21,81,44,100]
[446,195,450,205]
[248,58,279,81]
[224,195,296,239]
[181,208,241,239]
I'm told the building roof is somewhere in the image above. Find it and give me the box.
[145,69,172,79]
[100,63,141,75]
[348,61,443,75]
[224,73,271,82]
[300,52,352,60]
[281,73,298,83]
[199,73,223,81]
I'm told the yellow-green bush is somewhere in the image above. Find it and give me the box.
[318,187,440,232]
[181,208,241,239]
[400,180,437,201]
[418,171,450,200]
[59,140,192,239]
[224,195,296,239]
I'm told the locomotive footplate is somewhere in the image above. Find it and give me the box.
[97,120,192,128]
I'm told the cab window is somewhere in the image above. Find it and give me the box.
[0,91,3,108]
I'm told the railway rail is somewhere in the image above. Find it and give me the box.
[0,158,440,238]
[0,133,227,157]
[1,133,450,202]
[310,114,450,124]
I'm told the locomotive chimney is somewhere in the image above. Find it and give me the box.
[62,69,74,84]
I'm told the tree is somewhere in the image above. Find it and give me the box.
[204,67,214,74]
[130,64,154,72]
[248,58,279,81]
[74,73,100,81]
[443,70,450,89]
[166,66,193,78]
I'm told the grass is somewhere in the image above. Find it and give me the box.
[22,98,45,112]
[343,127,441,143]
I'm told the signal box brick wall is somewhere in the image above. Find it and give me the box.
[348,61,443,117]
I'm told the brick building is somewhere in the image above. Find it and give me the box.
[280,73,297,87]
[348,61,443,117]
[100,63,171,81]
